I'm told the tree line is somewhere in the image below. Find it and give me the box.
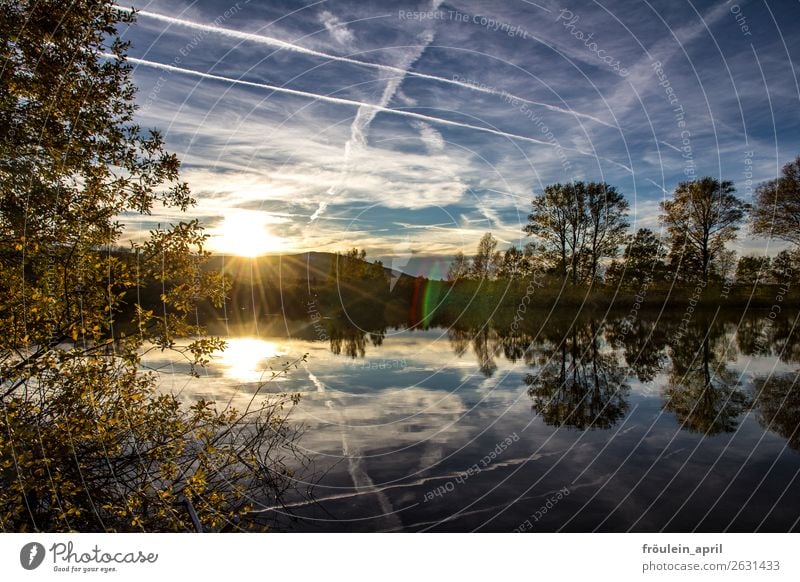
[448,160,800,291]
[0,0,307,531]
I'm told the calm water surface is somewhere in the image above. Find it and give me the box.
[144,311,800,532]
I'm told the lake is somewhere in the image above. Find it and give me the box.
[143,309,800,532]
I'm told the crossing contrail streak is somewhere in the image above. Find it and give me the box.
[115,6,615,128]
[122,56,545,146]
[310,0,442,222]
[116,55,633,173]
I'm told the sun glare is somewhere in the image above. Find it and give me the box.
[216,337,282,384]
[211,212,285,257]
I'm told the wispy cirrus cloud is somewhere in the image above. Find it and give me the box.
[122,0,800,268]
[318,10,355,47]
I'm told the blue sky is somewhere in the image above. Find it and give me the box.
[119,0,800,271]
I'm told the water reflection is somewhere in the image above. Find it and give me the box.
[329,326,385,359]
[214,337,283,383]
[663,319,750,434]
[524,319,629,430]
[607,317,668,383]
[303,309,800,440]
[754,372,800,450]
[157,308,800,531]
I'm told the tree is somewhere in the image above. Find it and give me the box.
[735,255,771,286]
[660,177,747,281]
[470,232,500,280]
[1,0,304,531]
[620,228,665,287]
[714,248,737,281]
[608,317,668,383]
[525,183,574,280]
[525,181,628,284]
[585,182,630,283]
[604,259,623,287]
[332,248,385,281]
[446,251,470,281]
[770,249,797,285]
[497,245,526,279]
[751,156,800,246]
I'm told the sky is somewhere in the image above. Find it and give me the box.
[119,0,800,274]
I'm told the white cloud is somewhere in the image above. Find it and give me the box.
[413,121,445,153]
[318,10,355,46]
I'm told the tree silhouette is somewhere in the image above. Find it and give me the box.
[497,245,523,279]
[472,327,500,377]
[526,182,628,285]
[585,182,630,284]
[447,327,472,357]
[661,178,747,281]
[447,251,470,281]
[525,183,574,281]
[470,232,501,280]
[327,320,386,358]
[769,249,797,285]
[735,255,771,286]
[619,228,666,288]
[751,156,800,246]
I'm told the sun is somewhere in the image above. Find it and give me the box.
[211,211,285,257]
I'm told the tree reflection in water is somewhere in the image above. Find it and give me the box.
[525,319,629,430]
[319,309,799,445]
[328,324,385,359]
[753,371,800,450]
[607,317,668,383]
[662,317,750,435]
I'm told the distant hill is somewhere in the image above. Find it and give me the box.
[196,252,429,323]
[204,252,419,286]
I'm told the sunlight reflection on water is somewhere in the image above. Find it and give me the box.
[213,337,284,384]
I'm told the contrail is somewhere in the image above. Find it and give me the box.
[122,55,552,147]
[312,0,440,222]
[116,55,633,173]
[115,5,614,128]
